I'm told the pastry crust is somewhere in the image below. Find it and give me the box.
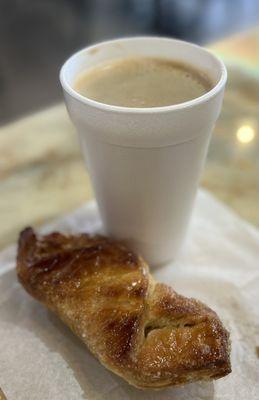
[17,227,231,388]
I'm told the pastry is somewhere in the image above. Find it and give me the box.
[17,227,231,388]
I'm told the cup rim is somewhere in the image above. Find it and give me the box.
[60,36,227,114]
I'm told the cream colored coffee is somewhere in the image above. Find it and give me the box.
[74,57,212,108]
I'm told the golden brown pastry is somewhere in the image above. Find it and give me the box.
[17,227,231,389]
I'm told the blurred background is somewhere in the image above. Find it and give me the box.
[0,0,259,125]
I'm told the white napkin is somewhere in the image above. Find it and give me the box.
[0,190,258,400]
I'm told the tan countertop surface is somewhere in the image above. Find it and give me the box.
[0,29,258,250]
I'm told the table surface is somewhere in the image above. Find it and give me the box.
[0,28,258,250]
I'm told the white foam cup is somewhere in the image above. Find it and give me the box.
[60,37,227,265]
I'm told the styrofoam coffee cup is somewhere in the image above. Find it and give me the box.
[60,37,227,265]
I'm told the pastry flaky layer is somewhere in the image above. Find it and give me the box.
[17,227,231,389]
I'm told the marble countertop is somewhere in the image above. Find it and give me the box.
[0,29,258,250]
